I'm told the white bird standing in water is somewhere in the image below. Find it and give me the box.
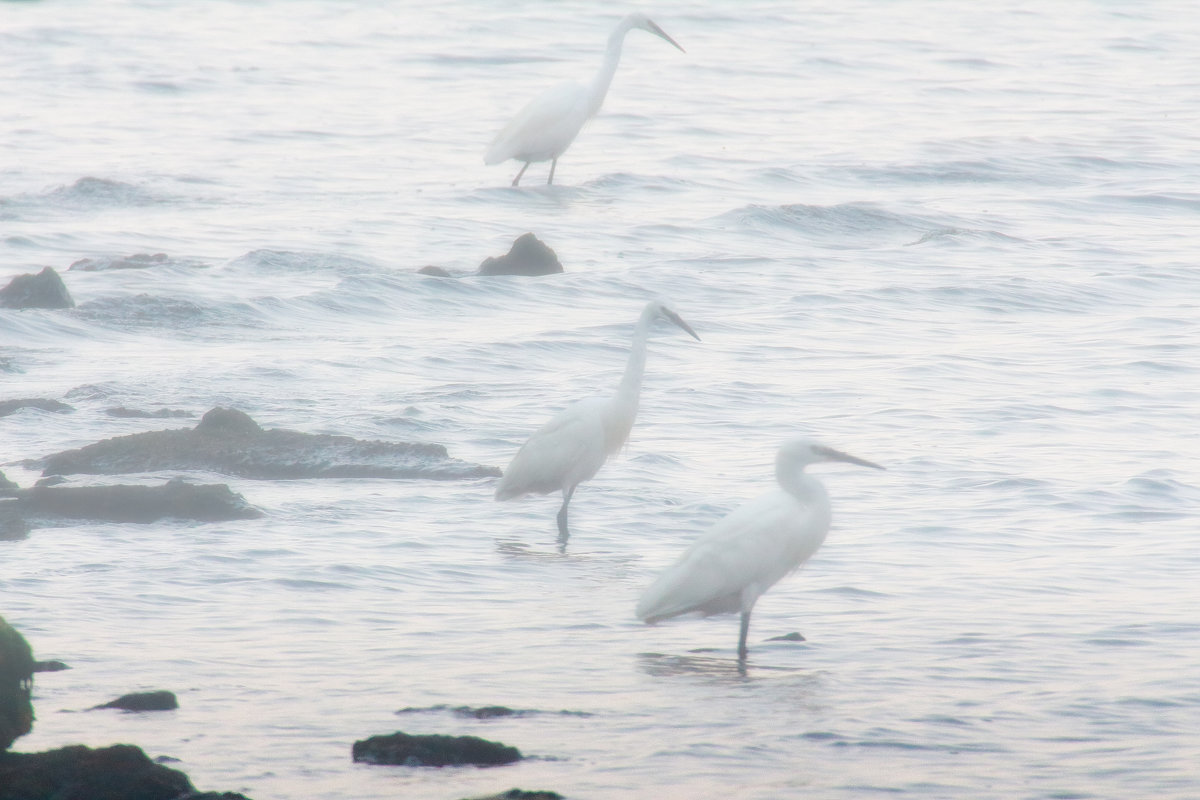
[637,439,884,660]
[484,13,685,186]
[494,301,700,545]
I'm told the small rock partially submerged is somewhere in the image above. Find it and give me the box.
[1,479,261,527]
[460,791,564,800]
[352,731,522,767]
[396,704,591,720]
[28,407,500,481]
[0,267,74,309]
[69,253,169,271]
[0,398,73,418]
[477,233,563,277]
[92,691,178,712]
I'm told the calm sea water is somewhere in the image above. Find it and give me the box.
[2,1,1198,798]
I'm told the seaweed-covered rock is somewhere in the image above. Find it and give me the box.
[477,233,562,277]
[0,744,193,800]
[0,617,35,751]
[2,479,261,525]
[352,731,522,767]
[29,407,499,481]
[91,691,178,712]
[0,267,74,309]
[0,399,73,418]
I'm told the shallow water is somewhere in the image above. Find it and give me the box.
[2,1,1198,798]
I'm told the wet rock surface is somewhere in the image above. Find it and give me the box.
[352,731,523,767]
[92,691,178,712]
[0,267,74,309]
[0,398,73,418]
[477,233,563,277]
[29,407,500,481]
[0,479,261,527]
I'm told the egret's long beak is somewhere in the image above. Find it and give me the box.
[648,21,686,53]
[815,445,886,471]
[664,309,701,341]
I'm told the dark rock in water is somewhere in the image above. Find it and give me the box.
[69,253,169,271]
[396,704,592,719]
[30,407,500,481]
[767,632,806,642]
[32,660,69,673]
[0,471,16,495]
[0,616,35,751]
[105,407,193,419]
[460,791,564,800]
[418,265,453,277]
[477,233,563,277]
[352,731,522,767]
[92,691,178,712]
[179,794,256,800]
[0,398,73,418]
[0,744,194,800]
[33,476,66,488]
[2,479,261,525]
[0,267,74,309]
[454,705,520,720]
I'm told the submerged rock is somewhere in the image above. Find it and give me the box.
[29,407,500,481]
[0,616,35,752]
[105,407,192,419]
[460,791,564,800]
[1,479,261,526]
[92,691,178,712]
[417,265,453,277]
[0,267,74,309]
[69,253,169,271]
[477,233,563,277]
[32,661,69,674]
[352,731,522,767]
[0,399,73,418]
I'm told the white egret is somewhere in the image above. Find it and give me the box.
[636,439,884,660]
[484,13,685,186]
[494,301,700,544]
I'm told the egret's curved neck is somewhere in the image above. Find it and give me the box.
[615,307,654,410]
[775,458,827,505]
[587,20,636,118]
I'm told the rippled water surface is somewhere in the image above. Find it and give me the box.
[2,1,1198,798]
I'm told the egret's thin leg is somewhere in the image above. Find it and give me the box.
[512,162,530,187]
[737,610,752,661]
[556,485,576,543]
[547,158,557,185]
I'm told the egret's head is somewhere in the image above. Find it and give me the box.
[622,13,686,53]
[778,439,885,472]
[645,299,701,341]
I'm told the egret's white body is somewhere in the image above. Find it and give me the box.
[485,13,685,186]
[637,439,884,660]
[494,301,700,543]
